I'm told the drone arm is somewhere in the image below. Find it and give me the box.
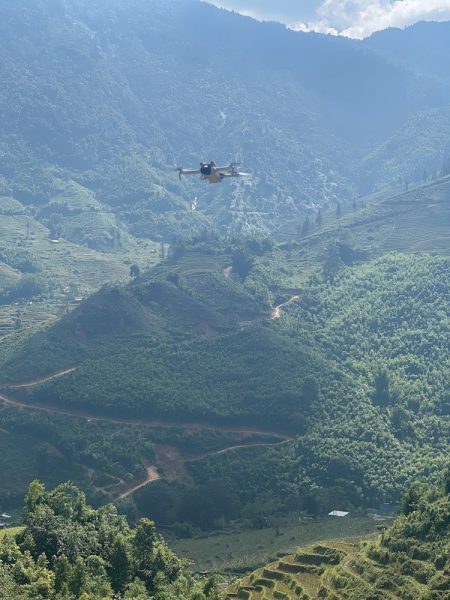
[181,168,201,175]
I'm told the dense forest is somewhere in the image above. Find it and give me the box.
[0,481,221,599]
[2,203,450,528]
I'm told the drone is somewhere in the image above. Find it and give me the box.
[176,161,250,184]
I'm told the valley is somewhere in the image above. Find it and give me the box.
[1,2,450,597]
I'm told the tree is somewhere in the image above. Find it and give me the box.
[54,555,71,595]
[401,482,427,516]
[300,216,311,237]
[323,244,343,281]
[373,370,392,407]
[130,264,141,279]
[441,156,450,177]
[69,557,87,597]
[110,535,132,593]
[301,376,320,406]
[232,248,254,280]
[444,467,450,495]
[133,518,158,575]
[24,480,45,514]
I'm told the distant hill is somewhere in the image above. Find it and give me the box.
[365,21,450,85]
[1,0,449,240]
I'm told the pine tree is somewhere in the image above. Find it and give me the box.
[301,215,311,237]
[110,535,132,593]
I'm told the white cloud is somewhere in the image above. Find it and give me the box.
[319,0,450,39]
[206,0,450,38]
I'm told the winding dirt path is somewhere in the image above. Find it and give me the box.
[6,367,77,389]
[270,295,300,320]
[0,389,291,440]
[0,368,292,440]
[0,369,294,498]
[117,466,160,499]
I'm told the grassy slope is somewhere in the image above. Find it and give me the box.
[226,488,450,599]
[0,528,23,540]
[170,516,376,573]
[0,208,160,339]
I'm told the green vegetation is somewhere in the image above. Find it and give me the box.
[1,0,450,248]
[227,477,450,599]
[2,183,450,528]
[0,481,221,599]
[170,517,376,573]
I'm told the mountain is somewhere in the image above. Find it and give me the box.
[364,21,450,86]
[1,178,450,528]
[1,0,449,241]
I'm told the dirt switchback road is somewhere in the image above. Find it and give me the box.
[0,368,294,498]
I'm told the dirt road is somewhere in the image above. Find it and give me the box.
[6,367,77,388]
[270,295,300,320]
[0,369,294,498]
[117,466,160,499]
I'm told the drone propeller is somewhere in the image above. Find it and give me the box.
[173,167,183,180]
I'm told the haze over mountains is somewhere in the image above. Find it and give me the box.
[2,2,450,596]
[1,0,450,240]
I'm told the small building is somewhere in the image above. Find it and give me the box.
[0,522,6,529]
[328,510,349,517]
[1,513,11,520]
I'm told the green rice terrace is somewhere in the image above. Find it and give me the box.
[226,479,450,599]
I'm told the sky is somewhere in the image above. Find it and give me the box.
[205,0,450,38]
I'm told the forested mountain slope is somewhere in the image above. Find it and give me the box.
[1,0,449,240]
[1,180,450,525]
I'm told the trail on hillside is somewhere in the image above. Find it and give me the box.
[117,466,160,499]
[0,390,290,440]
[0,368,294,499]
[270,295,300,320]
[116,438,291,499]
[185,438,291,463]
[6,367,78,388]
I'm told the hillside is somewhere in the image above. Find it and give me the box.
[1,0,450,243]
[226,479,450,599]
[0,193,160,340]
[0,179,450,527]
